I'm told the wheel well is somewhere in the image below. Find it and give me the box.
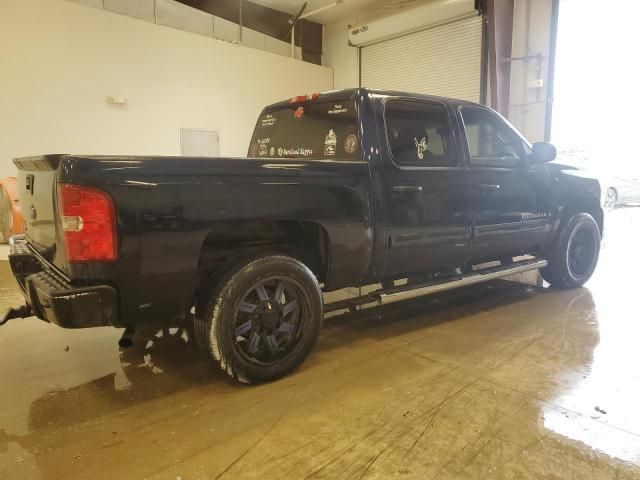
[563,197,604,236]
[196,220,330,294]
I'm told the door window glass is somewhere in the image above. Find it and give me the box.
[461,108,524,168]
[385,101,456,167]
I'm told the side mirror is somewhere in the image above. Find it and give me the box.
[531,142,557,164]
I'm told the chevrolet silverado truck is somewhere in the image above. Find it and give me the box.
[2,88,603,383]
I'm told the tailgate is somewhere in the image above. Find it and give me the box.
[13,155,62,263]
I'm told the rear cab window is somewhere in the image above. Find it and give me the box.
[249,99,360,161]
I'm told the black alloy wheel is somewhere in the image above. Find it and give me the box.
[194,254,323,383]
[541,212,600,289]
[566,225,598,278]
[232,277,309,366]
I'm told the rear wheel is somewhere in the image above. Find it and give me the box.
[541,213,600,289]
[194,255,323,383]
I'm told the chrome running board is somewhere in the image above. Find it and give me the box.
[371,258,547,306]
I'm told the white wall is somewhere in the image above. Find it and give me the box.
[324,19,359,89]
[508,0,553,142]
[0,0,332,178]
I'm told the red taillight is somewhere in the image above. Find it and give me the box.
[58,184,117,262]
[289,93,320,103]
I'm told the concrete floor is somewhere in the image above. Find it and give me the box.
[0,209,639,480]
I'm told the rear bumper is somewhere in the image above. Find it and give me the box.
[8,238,118,328]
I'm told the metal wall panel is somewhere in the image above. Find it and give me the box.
[360,15,483,102]
[242,27,266,50]
[156,0,214,37]
[103,0,155,22]
[66,0,304,59]
[213,15,240,42]
[264,35,290,57]
[67,0,104,8]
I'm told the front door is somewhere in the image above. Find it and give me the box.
[380,99,472,280]
[458,106,552,262]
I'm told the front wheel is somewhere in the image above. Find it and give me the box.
[541,213,600,289]
[194,255,323,383]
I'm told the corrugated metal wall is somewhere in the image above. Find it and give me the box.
[360,15,483,101]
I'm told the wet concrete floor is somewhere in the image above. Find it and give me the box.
[1,208,639,479]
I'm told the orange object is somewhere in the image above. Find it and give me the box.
[0,177,24,242]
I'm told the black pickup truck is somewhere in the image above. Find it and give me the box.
[4,88,602,383]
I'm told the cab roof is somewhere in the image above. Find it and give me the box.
[264,88,484,112]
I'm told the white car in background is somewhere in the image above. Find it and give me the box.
[603,172,640,209]
[553,148,640,210]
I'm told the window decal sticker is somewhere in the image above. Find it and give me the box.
[257,137,270,156]
[324,129,337,156]
[261,114,276,127]
[414,137,428,160]
[328,104,348,115]
[281,147,313,157]
[344,134,358,154]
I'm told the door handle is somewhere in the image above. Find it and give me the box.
[479,184,501,191]
[392,185,423,194]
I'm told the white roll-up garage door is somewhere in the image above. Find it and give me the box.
[360,15,483,102]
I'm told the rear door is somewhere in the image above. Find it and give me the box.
[380,99,472,279]
[458,106,552,262]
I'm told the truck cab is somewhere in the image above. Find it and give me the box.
[368,92,558,280]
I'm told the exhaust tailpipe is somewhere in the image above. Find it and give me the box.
[118,326,135,348]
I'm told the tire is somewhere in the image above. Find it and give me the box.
[192,258,238,352]
[194,254,323,384]
[541,213,600,289]
[604,187,617,211]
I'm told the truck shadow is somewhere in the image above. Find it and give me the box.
[1,279,596,462]
[318,279,552,349]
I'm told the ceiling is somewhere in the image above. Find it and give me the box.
[251,0,431,24]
